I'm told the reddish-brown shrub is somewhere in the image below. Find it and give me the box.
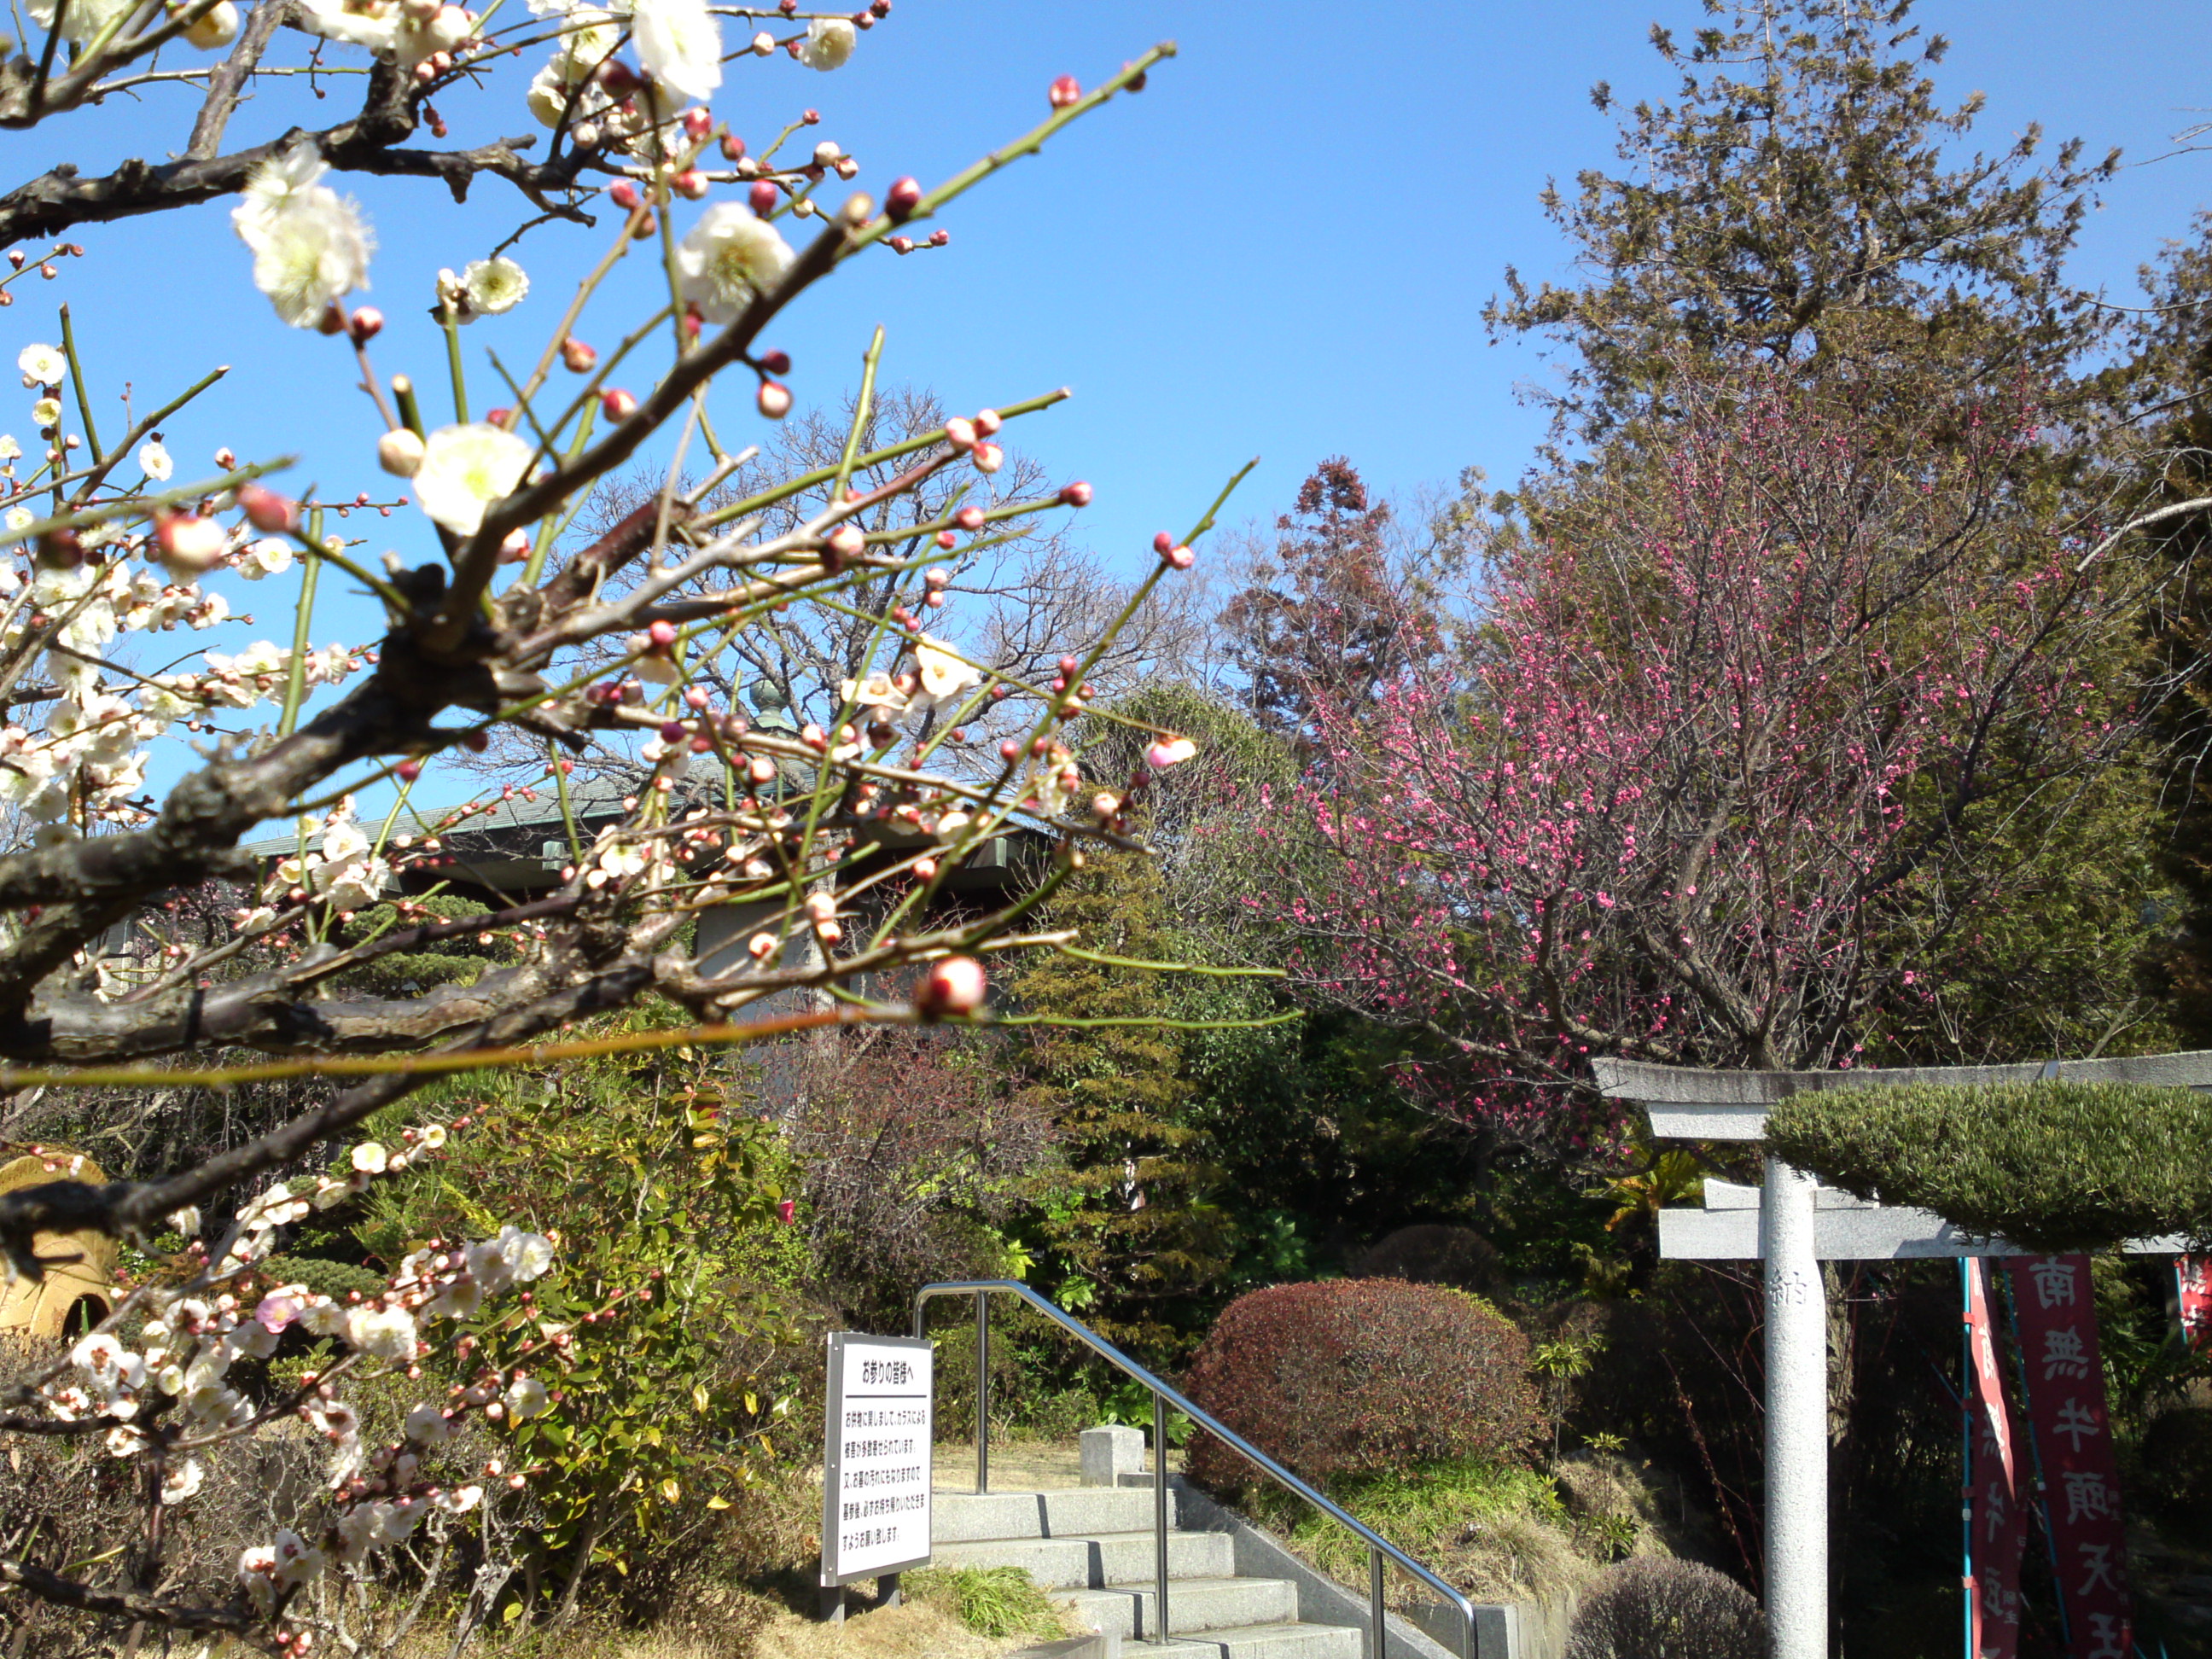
[1180,1279,1542,1492]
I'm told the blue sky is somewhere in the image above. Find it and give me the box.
[17,0,2212,801]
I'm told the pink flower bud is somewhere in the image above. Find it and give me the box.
[885,175,923,222]
[1163,544,1196,570]
[928,229,949,247]
[759,349,791,374]
[498,528,531,563]
[397,760,422,782]
[916,955,987,1019]
[659,719,686,742]
[720,133,746,160]
[672,170,709,200]
[777,1198,796,1224]
[1152,531,1174,555]
[608,178,643,211]
[974,408,1002,437]
[802,107,819,124]
[597,58,638,95]
[954,506,985,532]
[561,336,597,373]
[941,416,975,451]
[970,442,1004,474]
[749,29,773,54]
[1049,74,1081,108]
[239,484,299,533]
[648,620,678,649]
[348,306,384,344]
[934,528,958,549]
[748,179,780,215]
[214,447,237,469]
[824,523,864,567]
[683,107,713,141]
[1059,480,1093,507]
[757,381,791,419]
[889,236,914,254]
[601,388,638,421]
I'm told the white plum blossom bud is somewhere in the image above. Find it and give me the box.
[154,514,228,579]
[377,427,426,477]
[183,1,241,48]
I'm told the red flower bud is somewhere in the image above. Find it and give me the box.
[682,107,713,141]
[1152,531,1174,555]
[597,58,638,95]
[758,349,790,375]
[608,178,643,211]
[348,306,385,344]
[601,388,638,421]
[1048,74,1081,108]
[974,408,1002,437]
[239,484,300,533]
[934,529,958,549]
[561,337,597,373]
[659,719,686,742]
[672,169,709,201]
[955,506,984,531]
[720,133,746,161]
[748,179,780,216]
[397,760,422,782]
[649,620,678,649]
[884,175,923,222]
[801,107,819,124]
[1059,480,1092,507]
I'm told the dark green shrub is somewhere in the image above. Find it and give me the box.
[1567,1557,1767,1659]
[1180,1279,1541,1493]
[2136,1406,2212,1545]
[1763,1080,2212,1250]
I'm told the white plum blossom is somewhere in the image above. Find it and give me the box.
[631,0,719,101]
[345,1304,419,1362]
[504,1376,550,1419]
[183,0,242,48]
[32,396,60,428]
[448,255,530,319]
[236,536,294,579]
[16,344,66,386]
[413,422,532,534]
[0,434,19,459]
[674,204,794,325]
[914,637,983,711]
[295,0,470,66]
[405,1403,452,1444]
[232,141,374,328]
[160,1458,205,1504]
[797,14,854,69]
[137,439,172,480]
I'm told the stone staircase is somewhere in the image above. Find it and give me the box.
[934,1484,1362,1658]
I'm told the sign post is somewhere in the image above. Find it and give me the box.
[820,1332,934,1623]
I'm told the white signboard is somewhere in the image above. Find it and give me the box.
[820,1332,933,1586]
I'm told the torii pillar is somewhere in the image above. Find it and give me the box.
[1594,1052,2212,1659]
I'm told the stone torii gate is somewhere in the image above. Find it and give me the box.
[1593,1052,2212,1659]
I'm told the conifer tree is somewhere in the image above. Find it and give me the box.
[1004,845,1231,1359]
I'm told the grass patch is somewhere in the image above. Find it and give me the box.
[1243,1457,1596,1609]
[905,1565,1068,1640]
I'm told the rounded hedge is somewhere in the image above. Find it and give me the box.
[1762,1080,2212,1252]
[1180,1278,1540,1493]
[1567,1557,1767,1659]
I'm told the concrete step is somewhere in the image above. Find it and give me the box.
[1094,1619,1362,1658]
[1062,1576,1299,1639]
[934,1528,1232,1589]
[934,1487,1167,1544]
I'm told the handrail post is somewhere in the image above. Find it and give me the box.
[1370,1545,1385,1659]
[1153,1390,1169,1646]
[975,1289,990,1496]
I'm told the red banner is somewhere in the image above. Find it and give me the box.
[2180,1257,2212,1351]
[2005,1254,2132,1659]
[1965,1259,2028,1659]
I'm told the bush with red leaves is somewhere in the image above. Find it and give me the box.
[1181,1278,1542,1493]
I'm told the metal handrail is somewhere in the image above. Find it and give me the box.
[915,1279,1476,1658]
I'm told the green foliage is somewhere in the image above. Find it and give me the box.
[1763,1080,2212,1249]
[331,893,520,996]
[1486,0,2116,434]
[1002,846,1232,1360]
[1183,1279,1542,1493]
[1244,1456,1589,1610]
[361,1016,810,1592]
[905,1565,1067,1639]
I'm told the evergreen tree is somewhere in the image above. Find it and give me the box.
[1003,847,1231,1360]
[1487,0,2117,434]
